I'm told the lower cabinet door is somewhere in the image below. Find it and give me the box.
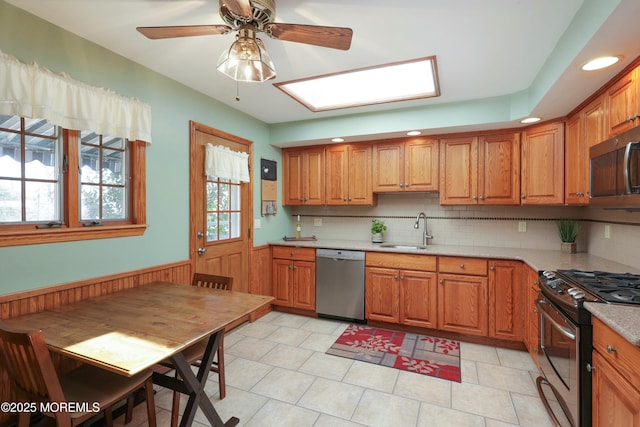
[272,259,293,306]
[592,350,640,426]
[437,273,488,336]
[365,267,399,323]
[399,270,437,328]
[292,260,316,310]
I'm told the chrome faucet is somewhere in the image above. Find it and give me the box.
[414,212,433,246]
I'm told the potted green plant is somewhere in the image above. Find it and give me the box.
[557,219,578,253]
[371,219,387,243]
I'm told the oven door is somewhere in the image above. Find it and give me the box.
[536,295,579,427]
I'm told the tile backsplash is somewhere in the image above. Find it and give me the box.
[292,193,640,267]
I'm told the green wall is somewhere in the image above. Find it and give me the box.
[0,1,290,293]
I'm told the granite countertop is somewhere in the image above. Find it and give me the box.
[585,303,640,346]
[270,238,640,346]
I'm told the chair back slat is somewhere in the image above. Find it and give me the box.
[0,323,67,405]
[192,273,233,291]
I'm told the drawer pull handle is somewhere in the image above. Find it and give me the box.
[606,345,617,354]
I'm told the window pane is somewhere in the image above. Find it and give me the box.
[102,186,125,220]
[25,135,56,180]
[80,183,100,220]
[80,131,101,146]
[80,145,100,184]
[103,149,124,185]
[0,131,21,179]
[103,135,125,150]
[25,181,59,221]
[207,213,218,242]
[230,212,240,238]
[230,184,240,210]
[0,178,21,222]
[219,212,229,239]
[207,181,218,210]
[24,118,56,137]
[0,115,21,132]
[219,183,230,210]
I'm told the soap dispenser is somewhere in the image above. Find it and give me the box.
[295,215,302,239]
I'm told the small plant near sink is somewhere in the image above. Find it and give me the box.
[557,219,578,253]
[371,219,387,243]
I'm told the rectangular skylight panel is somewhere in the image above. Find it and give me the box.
[275,56,440,112]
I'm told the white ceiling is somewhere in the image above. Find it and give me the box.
[6,0,640,141]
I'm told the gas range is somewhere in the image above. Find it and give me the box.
[539,269,640,323]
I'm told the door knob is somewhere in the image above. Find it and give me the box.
[197,247,207,255]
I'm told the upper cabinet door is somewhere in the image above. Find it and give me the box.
[347,144,374,205]
[439,136,478,205]
[304,148,325,205]
[607,67,639,137]
[372,140,403,192]
[283,149,304,205]
[283,147,324,206]
[478,133,520,205]
[405,138,439,192]
[325,144,349,205]
[325,144,374,205]
[521,122,565,205]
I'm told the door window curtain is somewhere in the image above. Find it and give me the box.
[205,143,250,183]
[0,49,152,143]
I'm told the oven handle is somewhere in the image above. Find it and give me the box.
[536,299,576,340]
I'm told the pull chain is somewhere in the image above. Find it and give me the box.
[236,80,240,101]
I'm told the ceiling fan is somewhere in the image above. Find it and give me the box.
[137,0,353,82]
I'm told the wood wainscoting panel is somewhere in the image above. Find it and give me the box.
[250,245,273,296]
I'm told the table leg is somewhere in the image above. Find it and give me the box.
[153,330,239,427]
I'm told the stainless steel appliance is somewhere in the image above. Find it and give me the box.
[590,125,640,207]
[537,269,640,427]
[315,249,365,322]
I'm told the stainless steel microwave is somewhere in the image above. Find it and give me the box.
[590,126,640,207]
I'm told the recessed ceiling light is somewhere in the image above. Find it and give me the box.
[582,56,619,71]
[275,56,440,112]
[331,137,345,143]
[406,131,422,136]
[521,117,541,124]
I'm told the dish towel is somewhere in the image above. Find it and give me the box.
[205,143,250,183]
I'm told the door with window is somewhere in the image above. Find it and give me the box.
[190,121,252,292]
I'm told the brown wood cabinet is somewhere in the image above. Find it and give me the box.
[592,317,640,426]
[523,265,541,366]
[437,257,488,336]
[606,66,640,137]
[521,121,565,205]
[440,132,520,205]
[283,147,324,206]
[365,252,437,327]
[372,137,439,192]
[488,260,523,341]
[565,95,605,205]
[271,246,316,310]
[325,144,374,205]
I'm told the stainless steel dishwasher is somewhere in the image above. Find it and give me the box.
[316,248,365,322]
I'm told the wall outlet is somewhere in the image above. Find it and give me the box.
[604,224,611,239]
[254,219,261,229]
[314,218,322,227]
[518,221,527,232]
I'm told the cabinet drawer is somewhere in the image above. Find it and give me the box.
[272,245,315,261]
[438,256,487,276]
[366,252,436,271]
[593,317,640,391]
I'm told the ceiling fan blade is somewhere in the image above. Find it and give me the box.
[137,25,232,39]
[221,0,253,20]
[266,23,353,50]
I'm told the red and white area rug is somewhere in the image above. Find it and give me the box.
[326,324,461,382]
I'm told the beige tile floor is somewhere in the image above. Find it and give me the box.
[120,311,554,427]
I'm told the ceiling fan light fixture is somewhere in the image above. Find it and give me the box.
[217,27,276,82]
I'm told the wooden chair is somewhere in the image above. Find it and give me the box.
[169,273,233,427]
[0,322,157,427]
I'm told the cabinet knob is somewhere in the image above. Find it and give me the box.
[479,195,485,200]
[405,183,409,187]
[606,345,617,354]
[348,197,352,201]
[489,266,495,271]
[472,195,478,200]
[400,275,405,280]
[521,194,526,199]
[394,275,398,280]
[343,197,348,201]
[459,264,465,269]
[586,363,596,372]
[399,183,404,188]
[290,251,294,256]
[439,279,444,284]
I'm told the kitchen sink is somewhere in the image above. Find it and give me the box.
[379,243,427,250]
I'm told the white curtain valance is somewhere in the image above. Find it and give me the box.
[0,49,152,143]
[205,144,250,183]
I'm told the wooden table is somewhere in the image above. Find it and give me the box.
[4,282,274,427]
